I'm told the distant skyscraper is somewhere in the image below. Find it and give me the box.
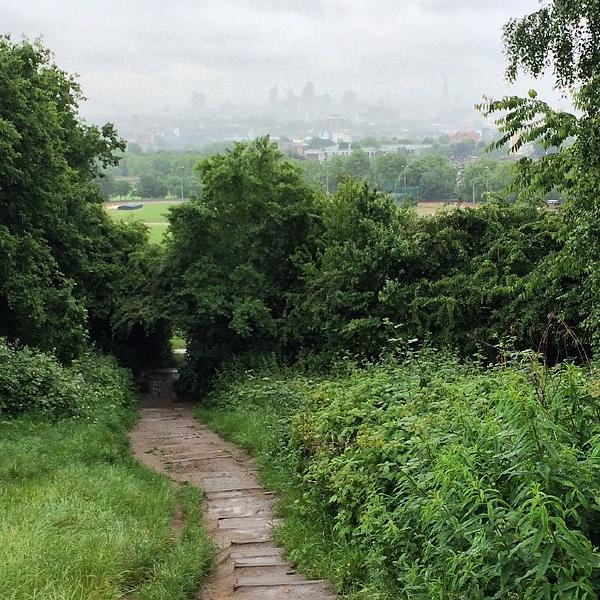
[301,82,316,118]
[302,81,315,101]
[191,92,206,113]
[343,89,357,112]
[328,114,344,134]
[268,85,278,108]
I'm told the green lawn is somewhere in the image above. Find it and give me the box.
[146,222,169,244]
[106,201,183,244]
[108,202,178,223]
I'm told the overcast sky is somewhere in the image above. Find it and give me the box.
[1,0,563,118]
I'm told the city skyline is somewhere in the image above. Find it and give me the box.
[1,0,568,121]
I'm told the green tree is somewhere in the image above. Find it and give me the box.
[372,152,408,191]
[163,137,319,392]
[481,0,600,350]
[405,154,457,199]
[0,37,168,364]
[137,172,168,198]
[457,158,516,202]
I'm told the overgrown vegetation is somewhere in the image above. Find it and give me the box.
[0,340,213,599]
[200,354,600,599]
[164,151,571,397]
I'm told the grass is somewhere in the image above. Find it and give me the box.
[105,201,184,244]
[107,202,177,223]
[0,410,213,599]
[196,358,600,598]
[146,222,169,244]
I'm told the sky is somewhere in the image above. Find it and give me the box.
[0,0,563,118]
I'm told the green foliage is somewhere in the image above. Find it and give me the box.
[163,137,320,392]
[480,1,600,354]
[0,350,213,599]
[99,147,222,200]
[404,154,457,200]
[0,338,134,418]
[200,356,600,599]
[289,185,563,362]
[457,158,516,202]
[0,37,170,365]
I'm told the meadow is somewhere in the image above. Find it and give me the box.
[0,342,213,599]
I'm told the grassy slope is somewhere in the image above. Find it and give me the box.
[0,410,213,599]
[106,202,175,244]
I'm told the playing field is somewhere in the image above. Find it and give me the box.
[105,201,184,243]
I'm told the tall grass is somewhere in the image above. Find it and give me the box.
[0,342,213,599]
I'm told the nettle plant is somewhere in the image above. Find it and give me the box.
[291,354,600,598]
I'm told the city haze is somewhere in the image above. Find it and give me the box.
[2,0,562,119]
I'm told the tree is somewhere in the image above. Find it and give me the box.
[405,155,457,200]
[457,158,515,202]
[163,137,319,392]
[0,37,168,364]
[137,172,168,198]
[481,0,600,350]
[372,152,408,191]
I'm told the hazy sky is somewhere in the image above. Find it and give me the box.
[1,0,562,117]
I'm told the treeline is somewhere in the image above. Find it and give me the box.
[98,140,517,203]
[299,150,516,200]
[0,37,170,369]
[160,137,589,394]
[97,143,231,199]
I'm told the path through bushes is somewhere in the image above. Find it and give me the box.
[130,373,335,600]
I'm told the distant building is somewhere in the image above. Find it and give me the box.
[268,85,278,108]
[327,115,344,135]
[278,140,305,158]
[451,130,481,143]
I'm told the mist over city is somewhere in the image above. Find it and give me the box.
[2,0,567,149]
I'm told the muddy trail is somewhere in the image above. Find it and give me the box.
[130,370,335,600]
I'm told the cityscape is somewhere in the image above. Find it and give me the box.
[111,81,499,153]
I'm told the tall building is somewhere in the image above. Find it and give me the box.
[343,89,357,113]
[328,114,344,134]
[268,85,278,108]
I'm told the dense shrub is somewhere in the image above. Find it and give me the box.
[202,355,600,598]
[0,339,135,418]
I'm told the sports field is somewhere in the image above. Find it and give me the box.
[105,201,184,243]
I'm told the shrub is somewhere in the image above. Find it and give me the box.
[0,339,135,418]
[202,354,600,598]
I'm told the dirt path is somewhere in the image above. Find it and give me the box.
[130,372,335,600]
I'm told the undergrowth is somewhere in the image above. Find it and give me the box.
[197,352,600,599]
[0,341,213,599]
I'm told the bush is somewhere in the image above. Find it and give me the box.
[0,339,135,418]
[201,354,600,598]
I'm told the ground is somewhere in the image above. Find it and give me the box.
[131,370,336,599]
[103,199,465,242]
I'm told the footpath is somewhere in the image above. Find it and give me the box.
[130,370,335,600]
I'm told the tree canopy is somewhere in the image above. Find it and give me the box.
[0,37,168,365]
